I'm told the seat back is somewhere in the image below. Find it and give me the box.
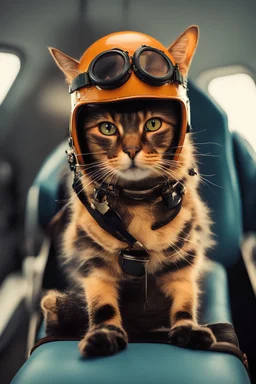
[189,82,243,266]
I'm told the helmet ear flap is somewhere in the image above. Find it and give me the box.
[48,47,80,83]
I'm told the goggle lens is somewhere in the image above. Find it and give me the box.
[93,52,125,81]
[139,50,170,78]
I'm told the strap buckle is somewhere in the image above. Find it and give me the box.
[119,243,150,277]
[119,242,150,309]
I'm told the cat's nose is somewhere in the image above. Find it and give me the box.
[123,146,141,160]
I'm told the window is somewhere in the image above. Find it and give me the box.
[0,52,21,105]
[198,67,256,151]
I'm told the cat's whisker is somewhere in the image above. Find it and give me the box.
[76,175,103,196]
[160,157,180,163]
[155,164,186,187]
[75,151,106,156]
[165,242,186,260]
[189,129,207,135]
[76,167,114,194]
[76,160,103,166]
[160,160,181,169]
[151,167,169,183]
[160,141,222,151]
[159,150,217,159]
[155,169,182,187]
[98,169,118,188]
[159,159,183,169]
[160,161,189,174]
[199,173,216,177]
[78,168,107,181]
[197,177,216,195]
[193,141,223,147]
[198,175,223,189]
[166,243,197,261]
[176,152,220,158]
[178,254,194,267]
[175,236,199,247]
[77,169,115,196]
[85,165,112,175]
[78,163,111,175]
[153,164,172,178]
[161,156,204,167]
[76,159,110,169]
[76,163,105,171]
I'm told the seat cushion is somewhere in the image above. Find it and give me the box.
[12,261,243,384]
[12,341,249,384]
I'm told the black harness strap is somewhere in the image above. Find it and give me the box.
[152,202,182,230]
[93,180,180,202]
[73,177,137,246]
[72,174,184,281]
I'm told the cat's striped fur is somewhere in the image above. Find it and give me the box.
[42,99,216,357]
[41,25,217,357]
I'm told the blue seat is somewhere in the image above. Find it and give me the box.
[13,341,249,384]
[12,82,253,383]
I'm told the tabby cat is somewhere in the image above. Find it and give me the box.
[41,26,217,357]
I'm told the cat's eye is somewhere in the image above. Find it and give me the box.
[99,122,117,136]
[145,118,162,132]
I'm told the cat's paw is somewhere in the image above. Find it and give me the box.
[79,324,128,358]
[169,323,216,349]
[41,290,66,328]
[41,290,59,315]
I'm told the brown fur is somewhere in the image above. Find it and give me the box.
[42,26,217,356]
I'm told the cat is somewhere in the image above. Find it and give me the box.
[41,26,217,358]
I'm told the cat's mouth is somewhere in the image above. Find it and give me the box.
[118,165,152,181]
[128,163,137,170]
[124,161,142,172]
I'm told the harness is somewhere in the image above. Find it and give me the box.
[68,146,189,280]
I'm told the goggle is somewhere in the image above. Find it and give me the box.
[69,46,186,93]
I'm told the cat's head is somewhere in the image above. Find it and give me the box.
[49,26,199,186]
[76,98,186,184]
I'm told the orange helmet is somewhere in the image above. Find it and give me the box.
[50,27,198,166]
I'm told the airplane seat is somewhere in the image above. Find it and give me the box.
[11,82,253,384]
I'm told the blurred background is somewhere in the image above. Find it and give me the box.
[0,0,256,382]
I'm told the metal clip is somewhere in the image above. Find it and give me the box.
[65,149,76,172]
[94,184,108,203]
[162,188,181,209]
[91,198,109,215]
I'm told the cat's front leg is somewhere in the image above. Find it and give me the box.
[159,266,216,349]
[79,271,128,358]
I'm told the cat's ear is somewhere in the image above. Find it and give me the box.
[48,47,80,83]
[168,25,199,76]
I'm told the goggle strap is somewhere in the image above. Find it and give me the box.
[69,61,187,94]
[69,72,90,94]
[173,65,187,87]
